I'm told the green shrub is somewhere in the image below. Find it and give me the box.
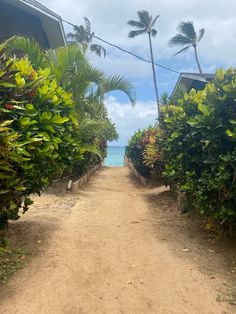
[159,68,236,228]
[0,46,82,232]
[126,127,163,179]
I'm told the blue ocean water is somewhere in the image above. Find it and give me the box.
[104,146,125,167]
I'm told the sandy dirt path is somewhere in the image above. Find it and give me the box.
[0,167,232,313]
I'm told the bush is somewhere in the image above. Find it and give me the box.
[0,46,82,232]
[159,68,236,228]
[126,127,163,179]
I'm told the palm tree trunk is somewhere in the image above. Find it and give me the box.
[148,33,159,115]
[193,45,202,74]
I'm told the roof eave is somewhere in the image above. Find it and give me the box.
[3,0,67,48]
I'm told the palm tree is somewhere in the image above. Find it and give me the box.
[6,36,135,163]
[128,10,160,114]
[67,17,106,57]
[169,21,205,74]
[6,37,135,105]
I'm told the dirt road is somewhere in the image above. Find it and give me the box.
[0,167,233,313]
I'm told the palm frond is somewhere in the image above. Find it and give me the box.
[169,34,193,46]
[90,44,106,57]
[151,29,157,37]
[173,45,191,56]
[83,17,91,33]
[137,10,151,27]
[80,143,102,160]
[128,29,147,38]
[160,92,170,105]
[127,20,145,28]
[98,75,136,106]
[71,63,105,100]
[151,14,160,27]
[6,36,45,68]
[66,20,105,57]
[178,21,196,41]
[45,44,85,83]
[198,28,205,42]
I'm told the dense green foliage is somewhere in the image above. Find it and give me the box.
[0,46,81,230]
[126,127,163,179]
[160,68,236,227]
[127,69,236,229]
[0,37,135,235]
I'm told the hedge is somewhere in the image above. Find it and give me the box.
[127,68,236,230]
[0,44,82,233]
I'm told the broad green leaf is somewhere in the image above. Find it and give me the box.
[25,104,34,110]
[171,131,181,139]
[50,115,69,124]
[20,117,37,127]
[0,190,10,195]
[39,132,51,142]
[198,103,210,116]
[81,144,102,160]
[226,129,234,137]
[0,82,16,88]
[0,120,14,127]
[41,111,52,120]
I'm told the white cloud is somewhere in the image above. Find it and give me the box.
[104,96,157,146]
[42,0,236,66]
[40,0,236,145]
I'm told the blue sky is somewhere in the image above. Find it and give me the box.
[41,0,236,146]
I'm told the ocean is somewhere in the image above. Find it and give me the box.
[104,146,126,167]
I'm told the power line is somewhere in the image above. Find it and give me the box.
[23,0,180,75]
[62,19,180,74]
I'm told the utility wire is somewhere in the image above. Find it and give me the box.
[62,19,180,74]
[21,0,180,74]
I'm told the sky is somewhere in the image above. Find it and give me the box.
[41,0,236,146]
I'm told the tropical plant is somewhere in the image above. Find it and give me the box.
[0,44,83,237]
[126,129,150,178]
[169,21,205,74]
[159,68,236,229]
[128,10,160,114]
[67,17,106,57]
[159,85,187,107]
[126,127,163,179]
[6,37,135,159]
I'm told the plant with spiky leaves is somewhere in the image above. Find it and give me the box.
[128,10,160,114]
[169,21,205,74]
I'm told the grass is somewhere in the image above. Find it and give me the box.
[0,245,32,284]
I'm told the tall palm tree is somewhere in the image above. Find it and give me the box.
[169,21,205,74]
[128,10,160,114]
[67,17,106,57]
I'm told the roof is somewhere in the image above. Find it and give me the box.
[172,72,215,97]
[1,0,66,48]
[19,0,61,19]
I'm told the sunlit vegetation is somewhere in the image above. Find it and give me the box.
[127,68,236,231]
[0,37,135,240]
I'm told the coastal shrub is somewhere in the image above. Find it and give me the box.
[159,68,236,228]
[126,127,163,179]
[143,128,163,180]
[0,45,82,233]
